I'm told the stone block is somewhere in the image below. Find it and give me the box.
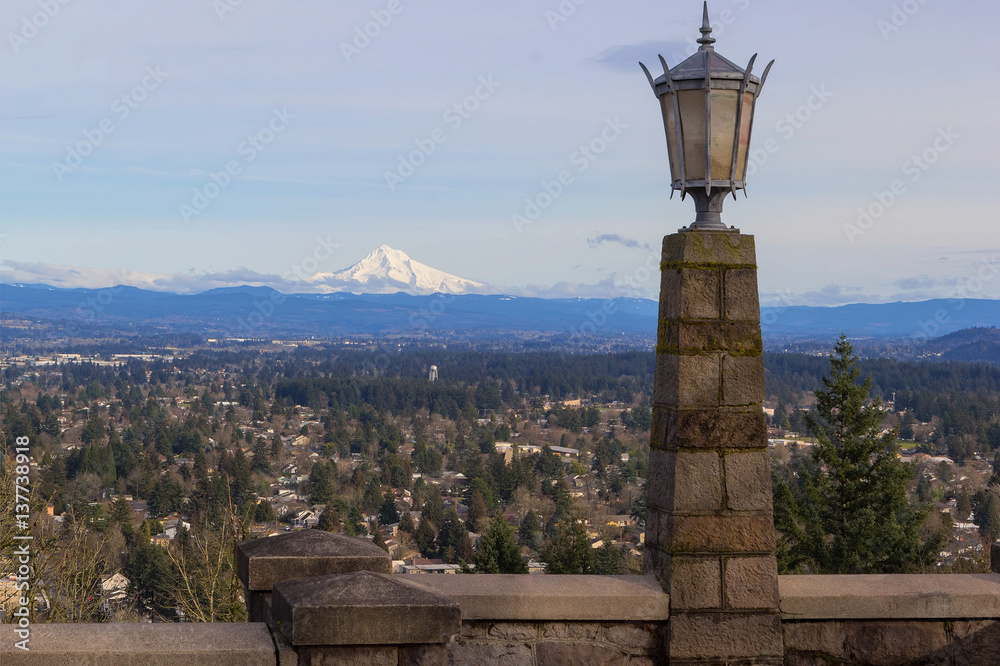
[645,450,722,513]
[724,556,779,609]
[667,556,722,610]
[679,268,721,320]
[487,623,538,642]
[777,573,1000,619]
[723,268,760,322]
[950,620,1000,665]
[658,265,681,320]
[661,514,775,554]
[399,644,449,666]
[663,231,757,266]
[668,611,782,660]
[237,530,390,592]
[676,354,720,408]
[666,321,762,355]
[0,623,278,666]
[844,620,948,665]
[721,354,765,407]
[535,642,626,666]
[540,622,600,641]
[652,353,679,408]
[271,571,460,646]
[410,574,669,622]
[649,407,670,450]
[461,622,487,640]
[297,645,397,665]
[660,408,767,450]
[725,451,773,512]
[602,623,660,652]
[446,642,533,665]
[782,620,846,658]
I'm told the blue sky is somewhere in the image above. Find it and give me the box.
[1,0,998,306]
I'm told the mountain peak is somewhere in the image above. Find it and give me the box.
[309,246,488,295]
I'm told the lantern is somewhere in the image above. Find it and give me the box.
[640,2,774,230]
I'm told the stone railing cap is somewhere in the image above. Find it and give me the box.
[236,531,390,591]
[271,570,461,646]
[779,573,1000,619]
[408,574,670,621]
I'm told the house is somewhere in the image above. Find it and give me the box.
[99,573,130,614]
[292,510,318,528]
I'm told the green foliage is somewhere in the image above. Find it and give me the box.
[474,514,526,574]
[772,336,939,574]
[378,492,400,526]
[541,518,593,574]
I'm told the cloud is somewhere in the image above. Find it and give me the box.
[587,234,653,252]
[760,283,871,308]
[592,40,696,72]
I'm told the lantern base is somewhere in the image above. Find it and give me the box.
[678,189,740,233]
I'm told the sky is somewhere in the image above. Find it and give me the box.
[2,0,999,306]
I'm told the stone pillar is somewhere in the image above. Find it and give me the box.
[643,231,783,664]
[271,570,461,665]
[236,530,391,623]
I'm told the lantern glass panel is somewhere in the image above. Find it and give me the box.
[709,89,739,181]
[660,95,681,184]
[677,89,706,182]
[734,91,755,182]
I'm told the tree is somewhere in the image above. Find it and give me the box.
[466,490,487,533]
[541,518,593,574]
[474,514,527,573]
[378,492,400,526]
[517,510,541,550]
[772,335,938,574]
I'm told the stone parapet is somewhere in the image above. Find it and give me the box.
[408,574,669,621]
[779,573,1000,619]
[0,622,292,666]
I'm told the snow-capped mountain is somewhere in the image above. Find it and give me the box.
[309,245,490,295]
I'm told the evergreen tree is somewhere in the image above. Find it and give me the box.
[474,514,527,573]
[378,492,400,526]
[541,518,593,574]
[772,335,938,574]
[594,541,625,575]
[317,507,340,532]
[517,510,541,550]
[414,518,437,557]
[466,490,487,533]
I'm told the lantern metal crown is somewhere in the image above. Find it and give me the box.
[640,2,773,231]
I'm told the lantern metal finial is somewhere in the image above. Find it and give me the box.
[697,2,715,51]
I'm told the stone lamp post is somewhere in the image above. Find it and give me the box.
[640,4,783,664]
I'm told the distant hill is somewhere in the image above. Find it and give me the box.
[920,326,1000,363]
[2,282,998,349]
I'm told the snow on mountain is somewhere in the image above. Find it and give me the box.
[309,245,490,295]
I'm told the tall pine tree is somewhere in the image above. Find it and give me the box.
[772,335,938,573]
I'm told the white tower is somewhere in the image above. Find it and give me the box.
[428,365,438,382]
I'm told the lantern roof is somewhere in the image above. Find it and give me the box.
[652,3,761,86]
